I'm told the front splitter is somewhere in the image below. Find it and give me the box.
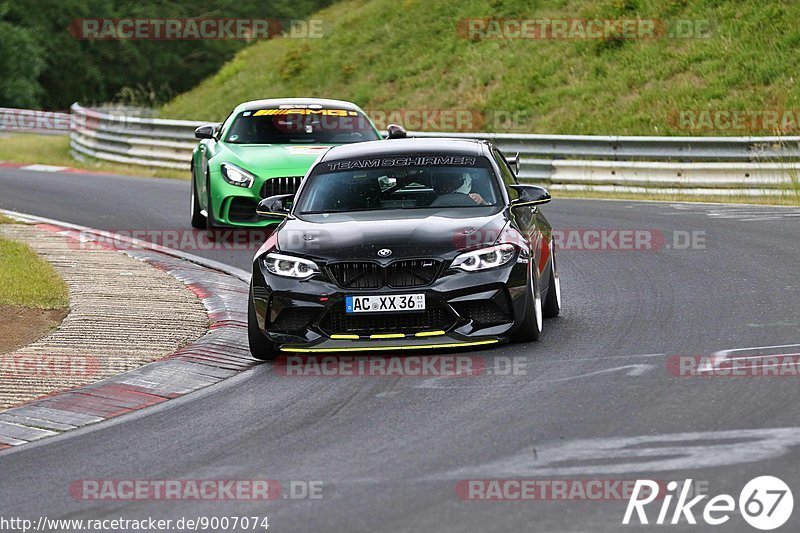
[279,335,501,353]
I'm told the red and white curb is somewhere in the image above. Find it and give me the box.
[0,212,255,451]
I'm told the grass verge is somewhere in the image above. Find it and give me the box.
[162,0,800,137]
[0,236,69,309]
[0,134,187,180]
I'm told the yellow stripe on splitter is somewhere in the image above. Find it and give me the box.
[414,330,446,337]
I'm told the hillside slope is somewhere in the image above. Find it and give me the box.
[162,0,800,135]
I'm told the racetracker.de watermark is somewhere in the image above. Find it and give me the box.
[274,355,528,377]
[457,18,714,40]
[268,109,481,133]
[267,108,532,133]
[667,355,800,377]
[0,108,70,133]
[0,354,100,378]
[68,479,323,501]
[368,109,478,132]
[71,229,273,252]
[669,109,800,134]
[453,229,707,252]
[456,479,708,501]
[69,18,326,40]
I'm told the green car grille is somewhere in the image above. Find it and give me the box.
[260,176,303,198]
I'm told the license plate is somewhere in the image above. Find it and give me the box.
[345,294,426,313]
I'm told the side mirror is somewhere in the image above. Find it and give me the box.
[506,152,520,175]
[194,124,218,140]
[509,184,551,207]
[385,124,407,139]
[256,194,293,219]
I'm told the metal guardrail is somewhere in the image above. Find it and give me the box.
[409,132,800,190]
[65,103,800,194]
[70,104,202,170]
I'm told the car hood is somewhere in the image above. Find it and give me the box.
[218,143,332,175]
[276,209,510,262]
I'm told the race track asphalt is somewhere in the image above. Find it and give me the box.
[2,168,800,532]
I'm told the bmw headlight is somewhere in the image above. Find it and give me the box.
[262,253,320,279]
[451,244,517,272]
[220,162,256,188]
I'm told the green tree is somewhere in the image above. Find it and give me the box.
[1,0,332,109]
[0,2,44,107]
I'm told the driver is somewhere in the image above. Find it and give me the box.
[432,172,487,205]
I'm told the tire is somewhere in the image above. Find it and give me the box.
[543,246,561,318]
[248,292,280,361]
[512,261,543,342]
[205,169,215,230]
[190,170,206,229]
[204,170,219,239]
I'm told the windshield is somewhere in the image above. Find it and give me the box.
[295,155,502,215]
[224,107,380,144]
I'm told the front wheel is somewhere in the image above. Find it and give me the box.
[248,292,280,361]
[205,169,215,231]
[512,262,543,342]
[190,171,206,229]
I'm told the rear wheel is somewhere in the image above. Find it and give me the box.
[543,246,561,318]
[248,292,280,361]
[512,262,543,342]
[190,170,206,229]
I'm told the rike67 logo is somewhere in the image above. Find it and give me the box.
[624,476,793,530]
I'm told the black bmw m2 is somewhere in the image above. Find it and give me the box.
[247,138,561,359]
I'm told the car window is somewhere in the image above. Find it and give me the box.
[224,107,380,144]
[493,148,519,201]
[217,111,234,138]
[296,155,502,214]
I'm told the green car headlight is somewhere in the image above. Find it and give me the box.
[220,162,256,188]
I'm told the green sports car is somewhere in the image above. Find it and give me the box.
[191,98,392,229]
